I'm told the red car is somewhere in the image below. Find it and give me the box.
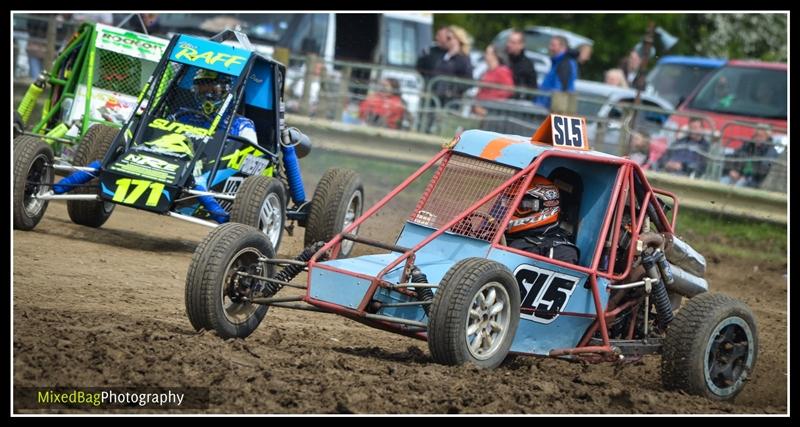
[650,60,787,162]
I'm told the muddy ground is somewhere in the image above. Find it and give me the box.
[13,157,787,414]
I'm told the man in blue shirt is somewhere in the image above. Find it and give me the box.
[535,36,577,108]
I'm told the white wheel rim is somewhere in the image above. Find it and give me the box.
[339,190,362,256]
[465,281,511,360]
[259,193,283,249]
[222,248,265,324]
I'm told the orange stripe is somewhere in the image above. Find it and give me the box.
[479,138,517,160]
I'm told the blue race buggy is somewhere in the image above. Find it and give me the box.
[13,30,364,256]
[184,114,757,400]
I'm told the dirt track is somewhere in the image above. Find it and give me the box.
[13,184,787,414]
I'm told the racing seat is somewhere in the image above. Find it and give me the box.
[547,167,583,242]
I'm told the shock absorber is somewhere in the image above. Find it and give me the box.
[641,250,674,330]
[18,74,47,125]
[410,266,433,315]
[279,101,306,205]
[263,242,327,296]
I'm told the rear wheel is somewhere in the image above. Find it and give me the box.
[66,124,119,228]
[13,136,53,230]
[304,168,364,258]
[229,176,287,253]
[185,223,275,339]
[661,292,758,400]
[428,258,520,369]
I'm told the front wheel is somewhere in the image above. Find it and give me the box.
[428,258,521,369]
[229,176,287,254]
[13,136,53,230]
[304,168,364,258]
[661,292,758,400]
[185,223,276,339]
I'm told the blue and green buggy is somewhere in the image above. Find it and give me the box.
[185,114,758,401]
[13,29,364,256]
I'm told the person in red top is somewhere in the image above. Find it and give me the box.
[358,78,407,130]
[474,45,515,117]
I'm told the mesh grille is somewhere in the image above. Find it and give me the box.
[93,48,158,96]
[409,153,524,241]
[150,63,237,130]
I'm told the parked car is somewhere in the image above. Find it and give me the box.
[653,60,788,161]
[645,56,725,108]
[574,79,674,153]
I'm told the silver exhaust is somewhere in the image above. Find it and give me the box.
[665,262,709,297]
[664,234,706,278]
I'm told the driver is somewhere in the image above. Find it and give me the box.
[172,69,258,145]
[505,175,579,265]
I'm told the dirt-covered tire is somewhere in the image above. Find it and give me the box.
[13,136,53,230]
[185,223,276,339]
[304,167,364,258]
[428,258,521,369]
[661,292,758,400]
[14,111,24,139]
[229,176,287,254]
[66,124,119,228]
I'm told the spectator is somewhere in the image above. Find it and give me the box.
[628,131,651,167]
[504,30,538,99]
[475,46,514,98]
[358,78,407,130]
[604,68,629,88]
[656,117,711,178]
[711,76,735,109]
[141,13,164,36]
[535,35,577,108]
[568,44,593,78]
[416,26,449,81]
[431,25,473,107]
[619,49,641,87]
[720,124,778,188]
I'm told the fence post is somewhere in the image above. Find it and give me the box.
[333,65,351,123]
[44,15,57,72]
[299,54,317,116]
[550,91,576,114]
[618,107,634,156]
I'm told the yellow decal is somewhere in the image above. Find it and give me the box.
[145,133,194,157]
[149,118,211,138]
[174,47,246,68]
[112,178,165,207]
[221,146,263,170]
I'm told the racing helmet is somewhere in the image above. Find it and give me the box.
[192,69,232,115]
[507,175,560,235]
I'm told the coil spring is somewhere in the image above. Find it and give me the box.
[263,241,327,295]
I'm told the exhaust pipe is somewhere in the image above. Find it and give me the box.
[663,234,706,278]
[665,262,708,297]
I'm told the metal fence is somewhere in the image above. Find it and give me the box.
[13,14,788,194]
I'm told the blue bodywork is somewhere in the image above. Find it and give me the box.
[309,128,622,355]
[656,56,726,69]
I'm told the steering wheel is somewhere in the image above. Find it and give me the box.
[451,211,498,240]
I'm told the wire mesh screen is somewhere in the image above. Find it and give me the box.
[93,48,158,96]
[409,153,523,241]
[150,64,237,130]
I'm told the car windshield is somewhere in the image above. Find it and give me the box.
[687,66,787,119]
[524,32,553,56]
[646,63,718,107]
